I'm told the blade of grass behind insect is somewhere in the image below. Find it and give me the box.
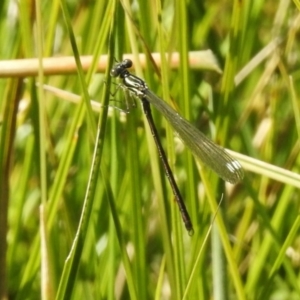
[245,184,297,296]
[269,214,300,279]
[101,75,121,300]
[0,79,22,300]
[19,1,34,56]
[154,255,166,300]
[218,0,244,143]
[44,0,60,56]
[16,2,51,292]
[76,2,142,298]
[174,0,209,297]
[55,6,116,300]
[199,168,246,300]
[233,197,254,261]
[130,3,178,296]
[155,1,188,299]
[293,0,300,10]
[35,0,47,205]
[19,1,114,294]
[182,205,213,299]
[125,104,147,298]
[175,0,198,235]
[7,134,34,270]
[289,77,300,138]
[104,169,139,300]
[82,1,109,54]
[102,4,148,297]
[209,1,245,299]
[83,2,116,84]
[103,8,127,297]
[60,0,97,137]
[0,11,23,299]
[135,1,187,297]
[120,2,150,297]
[220,0,244,97]
[114,45,148,300]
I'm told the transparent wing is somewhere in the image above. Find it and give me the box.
[144,89,244,184]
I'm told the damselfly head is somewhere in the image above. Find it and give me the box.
[110,59,133,77]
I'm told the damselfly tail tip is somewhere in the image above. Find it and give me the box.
[188,228,194,236]
[185,222,194,236]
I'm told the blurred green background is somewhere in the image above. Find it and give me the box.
[1,0,300,299]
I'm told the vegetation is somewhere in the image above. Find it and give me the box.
[1,0,300,299]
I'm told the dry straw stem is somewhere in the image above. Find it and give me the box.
[0,50,221,78]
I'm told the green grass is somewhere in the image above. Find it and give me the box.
[1,0,300,299]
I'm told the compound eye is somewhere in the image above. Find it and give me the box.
[123,59,132,68]
[110,67,120,77]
